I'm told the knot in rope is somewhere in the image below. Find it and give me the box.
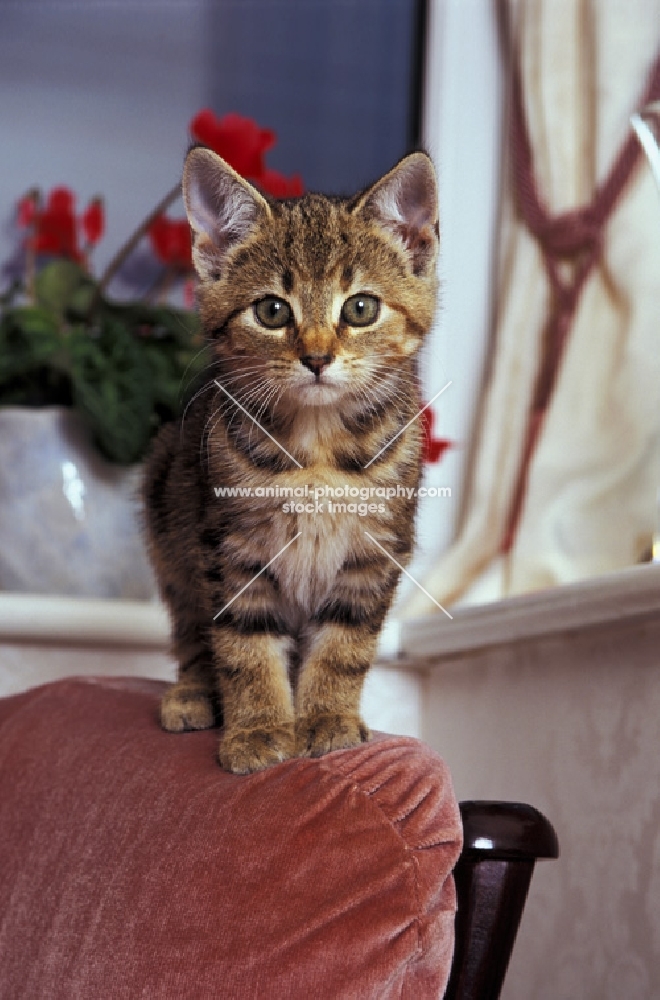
[534,207,601,260]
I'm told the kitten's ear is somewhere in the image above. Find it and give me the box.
[182,146,271,281]
[355,152,439,276]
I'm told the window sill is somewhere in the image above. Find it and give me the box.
[398,562,660,665]
[1,562,657,666]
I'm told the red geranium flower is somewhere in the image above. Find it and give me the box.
[81,197,105,246]
[31,187,81,261]
[16,187,105,263]
[149,215,193,271]
[189,110,304,199]
[421,406,452,463]
[190,110,276,180]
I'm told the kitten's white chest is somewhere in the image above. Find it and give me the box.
[264,408,377,615]
[274,510,357,614]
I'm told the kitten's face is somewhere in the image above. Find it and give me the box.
[183,150,439,415]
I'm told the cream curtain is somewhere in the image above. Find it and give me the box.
[403,0,660,617]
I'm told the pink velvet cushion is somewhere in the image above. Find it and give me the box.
[0,677,461,999]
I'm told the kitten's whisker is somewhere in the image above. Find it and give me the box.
[177,342,214,403]
[362,367,409,400]
[189,356,271,386]
[212,366,275,398]
[213,378,303,469]
[219,369,275,391]
[180,367,256,424]
[178,351,261,404]
[180,379,218,440]
[248,382,279,451]
[270,384,287,419]
[354,379,412,434]
[356,370,412,422]
[206,370,275,424]
[240,380,273,450]
[201,399,235,462]
[212,376,273,461]
[236,378,272,414]
[222,371,268,393]
[213,382,274,466]
[250,381,275,420]
[170,308,200,338]
[364,381,410,414]
[199,374,269,453]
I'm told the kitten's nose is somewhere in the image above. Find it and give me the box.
[300,354,333,377]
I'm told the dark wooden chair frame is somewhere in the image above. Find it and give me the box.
[446,801,559,1000]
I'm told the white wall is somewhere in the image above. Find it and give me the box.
[422,610,660,1000]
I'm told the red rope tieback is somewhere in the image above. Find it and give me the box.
[501,46,660,555]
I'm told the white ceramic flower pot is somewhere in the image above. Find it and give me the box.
[0,406,158,599]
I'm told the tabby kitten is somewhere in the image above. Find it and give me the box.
[143,146,439,773]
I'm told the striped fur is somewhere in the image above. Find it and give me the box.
[143,148,439,773]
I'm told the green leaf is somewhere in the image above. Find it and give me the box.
[68,281,99,319]
[35,260,90,316]
[149,306,201,345]
[106,301,200,346]
[69,319,154,464]
[0,307,61,378]
[3,304,59,339]
[0,269,203,461]
[141,339,204,417]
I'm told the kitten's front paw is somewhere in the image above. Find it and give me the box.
[160,685,217,733]
[219,725,296,774]
[296,713,370,758]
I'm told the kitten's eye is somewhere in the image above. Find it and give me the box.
[341,294,380,328]
[254,296,292,329]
